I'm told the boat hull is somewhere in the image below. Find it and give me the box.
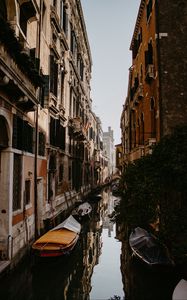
[32,234,79,257]
[32,215,81,258]
[129,227,174,266]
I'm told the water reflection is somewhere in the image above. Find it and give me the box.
[120,238,180,300]
[90,190,124,299]
[0,188,124,300]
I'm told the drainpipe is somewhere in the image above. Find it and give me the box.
[34,0,42,239]
[155,0,163,138]
[155,0,165,233]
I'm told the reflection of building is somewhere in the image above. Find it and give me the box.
[103,127,115,175]
[71,199,103,299]
[121,0,187,164]
[102,190,115,237]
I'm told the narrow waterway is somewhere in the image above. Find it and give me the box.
[0,188,124,300]
[90,224,123,299]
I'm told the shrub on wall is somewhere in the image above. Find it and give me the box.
[118,125,187,255]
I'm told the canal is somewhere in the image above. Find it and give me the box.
[0,187,183,300]
[0,188,124,300]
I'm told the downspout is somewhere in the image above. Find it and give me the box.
[155,0,163,138]
[155,0,164,233]
[34,0,42,239]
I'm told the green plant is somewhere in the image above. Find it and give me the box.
[118,125,187,257]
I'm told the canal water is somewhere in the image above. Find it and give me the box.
[0,187,182,300]
[0,188,124,300]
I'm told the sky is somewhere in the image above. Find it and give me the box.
[81,0,140,144]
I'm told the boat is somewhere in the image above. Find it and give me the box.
[172,279,187,300]
[72,202,92,218]
[129,227,174,266]
[32,215,81,257]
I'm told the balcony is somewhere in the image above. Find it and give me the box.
[69,117,87,141]
[0,66,38,112]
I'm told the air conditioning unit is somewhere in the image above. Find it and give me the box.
[148,138,156,147]
[146,64,154,79]
[138,84,143,99]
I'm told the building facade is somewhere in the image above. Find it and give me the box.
[0,0,107,265]
[115,143,123,175]
[121,0,187,163]
[103,126,115,176]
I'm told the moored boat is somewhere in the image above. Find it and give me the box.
[72,201,92,218]
[129,227,174,266]
[172,279,187,300]
[32,215,81,257]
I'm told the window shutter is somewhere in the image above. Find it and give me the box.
[40,75,50,107]
[50,55,54,93]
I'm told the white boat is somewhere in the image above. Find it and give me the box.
[72,202,92,217]
[172,279,187,300]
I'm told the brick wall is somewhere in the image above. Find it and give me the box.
[157,0,187,135]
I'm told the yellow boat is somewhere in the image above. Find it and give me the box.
[32,215,81,257]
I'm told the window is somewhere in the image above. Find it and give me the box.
[53,0,57,7]
[61,1,68,35]
[70,27,77,61]
[140,65,143,83]
[140,113,145,145]
[0,116,8,149]
[132,27,142,59]
[18,0,36,36]
[40,75,49,108]
[12,115,34,153]
[25,180,31,205]
[59,164,64,182]
[52,32,57,45]
[38,132,45,156]
[150,98,156,137]
[50,117,65,150]
[78,55,84,81]
[1,0,7,20]
[19,3,27,36]
[146,0,153,21]
[60,69,65,105]
[68,165,71,181]
[12,115,23,150]
[50,54,58,97]
[60,0,64,27]
[145,41,153,69]
[13,154,22,211]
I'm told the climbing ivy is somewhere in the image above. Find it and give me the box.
[118,125,187,257]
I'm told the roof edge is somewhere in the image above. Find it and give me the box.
[130,0,146,50]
